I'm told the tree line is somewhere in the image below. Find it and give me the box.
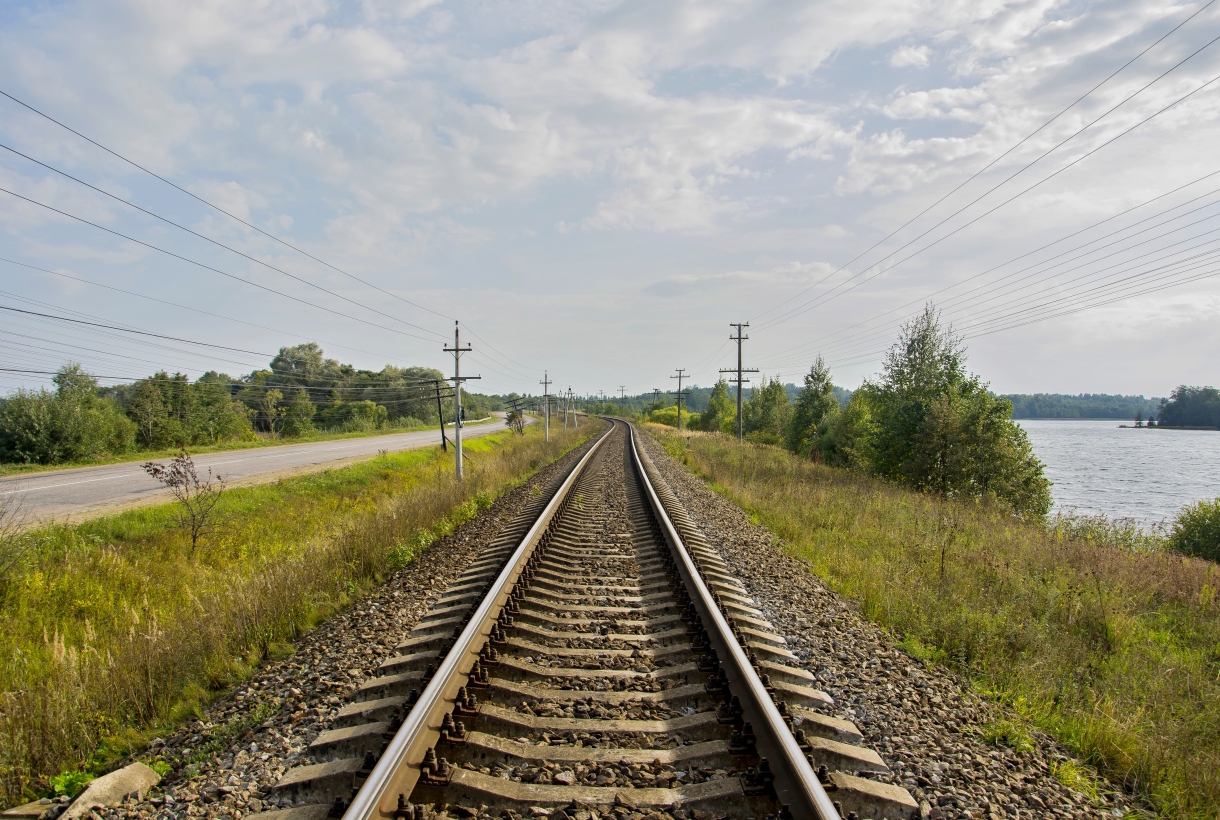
[646,307,1052,517]
[1155,386,1220,428]
[0,342,496,465]
[1002,393,1162,419]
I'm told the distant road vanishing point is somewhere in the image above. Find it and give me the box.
[0,415,516,524]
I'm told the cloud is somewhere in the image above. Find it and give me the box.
[1,0,1218,397]
[890,45,931,68]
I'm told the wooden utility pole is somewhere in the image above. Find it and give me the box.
[721,322,758,442]
[619,386,627,415]
[444,321,479,480]
[670,369,689,431]
[540,371,552,442]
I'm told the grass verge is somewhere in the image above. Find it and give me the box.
[0,420,600,805]
[647,425,1220,820]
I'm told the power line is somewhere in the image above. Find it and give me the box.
[0,185,445,345]
[756,26,1220,331]
[753,168,1220,367]
[0,87,454,323]
[0,141,447,340]
[0,256,419,366]
[756,67,1220,332]
[756,201,1220,368]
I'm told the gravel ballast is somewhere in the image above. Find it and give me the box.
[635,429,1137,820]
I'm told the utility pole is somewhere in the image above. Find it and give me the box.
[540,371,552,442]
[619,386,627,415]
[721,322,758,442]
[670,369,690,431]
[652,388,661,408]
[444,321,480,480]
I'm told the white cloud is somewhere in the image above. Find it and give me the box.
[890,45,931,68]
[0,0,1218,397]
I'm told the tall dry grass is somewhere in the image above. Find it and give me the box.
[0,422,598,805]
[649,426,1220,820]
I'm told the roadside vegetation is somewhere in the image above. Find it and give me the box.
[637,305,1220,817]
[651,424,1220,819]
[0,420,599,805]
[0,343,500,468]
[648,307,1051,516]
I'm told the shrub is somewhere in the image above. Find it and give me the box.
[0,365,135,464]
[1168,498,1220,562]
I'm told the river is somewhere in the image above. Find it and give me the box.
[1016,419,1220,525]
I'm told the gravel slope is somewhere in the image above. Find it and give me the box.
[635,429,1137,820]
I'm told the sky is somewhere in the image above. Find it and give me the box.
[1,0,1219,399]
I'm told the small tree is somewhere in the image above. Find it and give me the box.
[143,451,226,554]
[506,409,526,435]
[787,356,839,458]
[1168,498,1220,563]
[701,379,735,433]
[259,389,286,437]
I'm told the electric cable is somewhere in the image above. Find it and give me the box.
[0,87,455,323]
[755,27,1220,331]
[0,185,447,346]
[0,141,447,340]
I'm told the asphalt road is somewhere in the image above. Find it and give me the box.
[0,416,512,524]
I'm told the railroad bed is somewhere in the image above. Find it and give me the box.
[256,421,916,820]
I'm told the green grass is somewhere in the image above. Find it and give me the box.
[647,425,1220,820]
[0,420,599,805]
[0,415,499,476]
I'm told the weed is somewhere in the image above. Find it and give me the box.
[49,771,92,798]
[976,719,1034,754]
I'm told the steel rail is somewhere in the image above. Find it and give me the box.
[341,420,616,820]
[627,424,841,820]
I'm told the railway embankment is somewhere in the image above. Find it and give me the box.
[0,423,599,811]
[643,424,1220,820]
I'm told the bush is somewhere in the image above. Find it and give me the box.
[0,365,135,464]
[1168,498,1220,562]
[646,405,693,429]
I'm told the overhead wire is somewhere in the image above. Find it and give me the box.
[755,20,1220,331]
[0,87,454,323]
[0,256,420,366]
[754,66,1220,339]
[0,142,447,340]
[0,185,447,345]
[0,87,536,381]
[755,195,1220,368]
[752,171,1220,364]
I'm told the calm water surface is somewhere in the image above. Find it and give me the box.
[1017,419,1220,525]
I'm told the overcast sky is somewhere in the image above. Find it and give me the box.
[2,0,1219,398]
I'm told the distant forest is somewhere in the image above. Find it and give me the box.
[1000,393,1163,419]
[614,385,1165,421]
[1157,386,1220,428]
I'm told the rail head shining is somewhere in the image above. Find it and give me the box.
[343,420,615,820]
[627,425,841,820]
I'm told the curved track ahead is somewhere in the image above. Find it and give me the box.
[259,421,917,820]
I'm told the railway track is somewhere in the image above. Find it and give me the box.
[256,421,917,820]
